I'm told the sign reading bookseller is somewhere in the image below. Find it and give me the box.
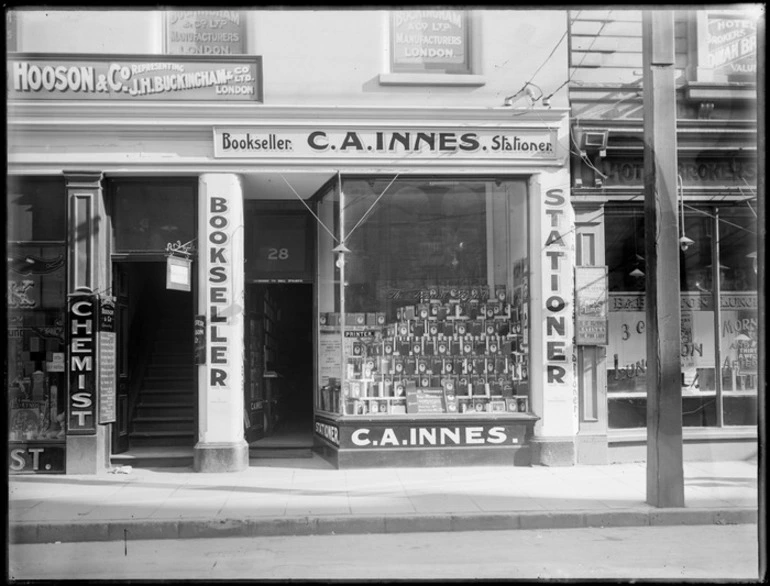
[8,54,262,101]
[391,10,470,74]
[166,10,246,55]
[214,127,558,160]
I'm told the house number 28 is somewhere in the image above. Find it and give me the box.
[267,247,290,260]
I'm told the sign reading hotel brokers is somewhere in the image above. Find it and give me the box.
[213,128,558,160]
[7,54,262,101]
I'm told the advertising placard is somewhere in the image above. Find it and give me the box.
[165,10,246,55]
[391,10,470,73]
[575,266,608,345]
[98,296,117,424]
[706,12,757,77]
[194,315,207,365]
[8,54,262,101]
[167,255,192,292]
[67,294,97,435]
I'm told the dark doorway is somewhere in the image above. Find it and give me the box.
[111,262,195,454]
[246,283,314,453]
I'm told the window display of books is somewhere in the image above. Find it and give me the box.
[337,285,530,416]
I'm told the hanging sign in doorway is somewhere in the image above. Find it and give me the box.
[167,255,192,291]
[97,296,117,424]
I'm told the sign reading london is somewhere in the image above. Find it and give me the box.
[213,128,559,160]
[7,54,262,101]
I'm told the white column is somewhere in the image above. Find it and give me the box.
[194,173,248,472]
[529,167,578,466]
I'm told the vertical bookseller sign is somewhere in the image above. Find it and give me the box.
[67,293,97,434]
[98,296,117,424]
[575,266,608,345]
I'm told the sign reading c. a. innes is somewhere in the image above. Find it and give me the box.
[213,127,560,160]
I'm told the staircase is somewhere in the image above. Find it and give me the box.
[129,308,196,448]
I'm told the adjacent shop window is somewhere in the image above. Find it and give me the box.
[605,204,758,429]
[317,177,529,417]
[390,10,471,74]
[7,177,68,464]
[110,180,196,254]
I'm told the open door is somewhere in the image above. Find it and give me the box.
[111,263,130,454]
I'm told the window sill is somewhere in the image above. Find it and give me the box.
[378,73,486,87]
[609,426,757,444]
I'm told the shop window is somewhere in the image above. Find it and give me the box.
[605,204,758,429]
[693,9,759,84]
[317,177,530,417]
[110,180,196,254]
[389,10,472,75]
[7,177,68,462]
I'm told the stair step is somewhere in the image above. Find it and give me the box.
[132,417,195,433]
[249,447,314,459]
[129,431,195,447]
[142,378,194,390]
[146,366,193,376]
[111,454,193,468]
[136,406,194,418]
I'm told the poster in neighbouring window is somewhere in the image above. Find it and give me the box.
[391,10,470,74]
[706,12,757,78]
[575,266,608,345]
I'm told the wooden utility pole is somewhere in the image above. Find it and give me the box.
[641,10,684,508]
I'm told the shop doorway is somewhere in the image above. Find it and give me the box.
[246,283,314,454]
[111,261,196,454]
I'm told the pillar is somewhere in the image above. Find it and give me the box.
[529,171,578,466]
[65,171,111,474]
[194,173,249,472]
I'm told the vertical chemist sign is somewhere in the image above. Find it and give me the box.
[207,193,233,389]
[68,293,97,434]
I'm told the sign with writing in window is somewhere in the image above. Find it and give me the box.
[576,266,608,345]
[706,12,757,78]
[391,10,470,74]
[166,10,246,55]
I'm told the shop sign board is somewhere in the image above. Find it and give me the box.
[165,10,246,55]
[67,294,97,435]
[314,419,340,447]
[213,127,559,160]
[575,266,608,345]
[9,443,66,474]
[706,12,757,77]
[98,296,117,424]
[342,422,525,448]
[7,54,262,101]
[599,157,758,188]
[166,255,192,291]
[390,10,469,74]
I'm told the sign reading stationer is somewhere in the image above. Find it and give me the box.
[7,54,262,101]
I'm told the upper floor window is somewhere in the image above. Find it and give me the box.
[390,10,471,74]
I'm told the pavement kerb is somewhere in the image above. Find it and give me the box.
[8,507,758,545]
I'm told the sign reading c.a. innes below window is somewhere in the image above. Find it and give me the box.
[213,128,559,160]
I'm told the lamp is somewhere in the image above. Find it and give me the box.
[678,174,694,251]
[333,243,351,269]
[746,251,757,274]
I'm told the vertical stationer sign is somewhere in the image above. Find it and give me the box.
[68,294,97,434]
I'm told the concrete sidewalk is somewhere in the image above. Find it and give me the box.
[8,456,759,544]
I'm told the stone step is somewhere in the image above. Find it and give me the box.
[129,431,195,447]
[131,416,195,433]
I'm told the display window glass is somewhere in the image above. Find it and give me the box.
[317,177,530,417]
[7,177,68,447]
[605,204,758,429]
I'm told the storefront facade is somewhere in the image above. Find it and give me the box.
[7,9,581,473]
[567,8,760,463]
